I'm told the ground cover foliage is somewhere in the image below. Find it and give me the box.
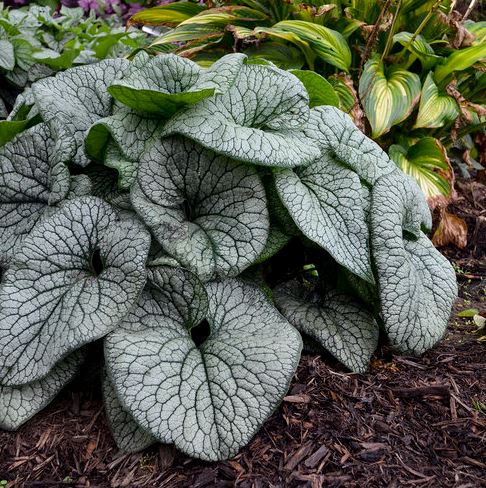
[0,52,457,461]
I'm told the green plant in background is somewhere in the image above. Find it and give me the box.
[129,0,486,205]
[0,54,457,461]
[0,3,148,125]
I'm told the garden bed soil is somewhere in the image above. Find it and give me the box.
[1,182,485,488]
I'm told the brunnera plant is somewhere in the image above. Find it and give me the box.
[0,53,457,461]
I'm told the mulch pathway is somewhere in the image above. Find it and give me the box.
[1,179,485,488]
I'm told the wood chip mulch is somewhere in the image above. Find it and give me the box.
[1,274,484,488]
[1,178,486,487]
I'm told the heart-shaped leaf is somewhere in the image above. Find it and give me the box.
[370,171,457,354]
[131,136,268,280]
[359,56,421,138]
[414,72,459,129]
[393,32,442,70]
[0,39,15,71]
[163,63,320,168]
[274,281,379,372]
[0,197,150,385]
[105,271,302,461]
[0,123,75,263]
[274,151,373,282]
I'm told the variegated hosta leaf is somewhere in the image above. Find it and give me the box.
[0,197,150,386]
[414,72,459,129]
[163,63,320,167]
[105,274,302,461]
[131,136,269,281]
[274,153,373,282]
[31,59,130,167]
[393,32,441,71]
[274,281,378,372]
[0,123,71,264]
[102,372,156,453]
[0,352,83,431]
[304,106,396,185]
[359,56,421,138]
[371,171,457,354]
[108,53,246,116]
[389,137,452,200]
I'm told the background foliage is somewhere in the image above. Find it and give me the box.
[130,0,486,212]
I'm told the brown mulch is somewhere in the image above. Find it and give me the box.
[1,181,485,488]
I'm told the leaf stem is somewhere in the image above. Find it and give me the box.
[381,0,402,62]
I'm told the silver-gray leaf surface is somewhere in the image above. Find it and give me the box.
[131,136,269,281]
[0,196,150,385]
[105,276,302,461]
[371,171,457,353]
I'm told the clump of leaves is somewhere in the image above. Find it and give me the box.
[0,3,147,122]
[0,53,457,461]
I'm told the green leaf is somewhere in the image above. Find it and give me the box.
[457,308,479,318]
[131,136,269,281]
[32,59,130,167]
[0,39,15,71]
[393,32,442,70]
[245,42,305,70]
[271,20,352,72]
[370,171,457,354]
[389,137,452,199]
[164,63,320,168]
[289,70,340,108]
[359,56,421,138]
[0,352,83,430]
[274,152,373,282]
[304,106,397,185]
[435,42,486,83]
[105,274,302,461]
[102,372,156,453]
[32,48,80,70]
[108,53,245,117]
[414,72,459,129]
[0,197,150,385]
[129,2,207,27]
[0,115,40,147]
[274,281,379,373]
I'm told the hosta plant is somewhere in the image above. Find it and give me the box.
[0,53,457,461]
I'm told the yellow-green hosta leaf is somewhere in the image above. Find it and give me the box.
[129,2,206,27]
[389,137,452,199]
[270,20,351,72]
[289,70,339,107]
[393,32,442,70]
[150,6,268,48]
[245,42,305,70]
[254,26,316,69]
[359,57,421,138]
[464,20,486,46]
[414,72,459,129]
[435,42,486,83]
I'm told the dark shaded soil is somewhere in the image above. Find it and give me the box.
[1,182,485,488]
